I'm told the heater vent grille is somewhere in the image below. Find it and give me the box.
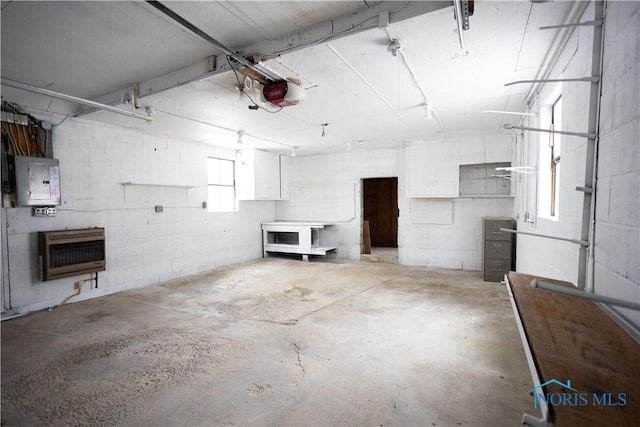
[38,228,106,281]
[49,240,104,267]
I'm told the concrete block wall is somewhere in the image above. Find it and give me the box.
[276,150,397,260]
[400,133,515,270]
[5,119,275,313]
[278,136,514,270]
[514,2,594,285]
[593,1,640,327]
[514,2,639,328]
[398,197,513,270]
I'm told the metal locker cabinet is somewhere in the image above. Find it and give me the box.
[483,217,515,282]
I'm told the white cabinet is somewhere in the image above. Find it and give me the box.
[484,134,513,163]
[454,134,513,165]
[406,141,457,197]
[254,149,280,199]
[407,135,513,199]
[236,149,289,200]
[279,155,290,200]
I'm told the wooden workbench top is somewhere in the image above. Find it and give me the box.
[508,272,640,427]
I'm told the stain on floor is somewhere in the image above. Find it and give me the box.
[1,258,533,426]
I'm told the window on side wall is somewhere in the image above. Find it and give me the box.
[549,96,562,217]
[538,85,562,220]
[207,157,236,212]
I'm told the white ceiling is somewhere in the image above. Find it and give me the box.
[1,1,576,156]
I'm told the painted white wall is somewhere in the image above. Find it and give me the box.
[514,2,639,328]
[401,134,515,270]
[5,119,275,313]
[277,135,514,271]
[275,150,388,260]
[593,1,640,327]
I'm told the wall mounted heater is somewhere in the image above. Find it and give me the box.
[38,228,105,281]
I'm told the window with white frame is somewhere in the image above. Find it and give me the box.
[207,157,236,212]
[538,86,562,219]
[549,96,562,217]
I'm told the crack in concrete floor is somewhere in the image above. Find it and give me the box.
[1,258,534,426]
[292,341,306,383]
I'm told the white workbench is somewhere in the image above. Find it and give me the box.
[261,221,337,261]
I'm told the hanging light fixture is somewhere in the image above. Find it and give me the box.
[424,103,434,120]
[237,130,244,144]
[380,26,445,134]
[387,39,402,57]
[290,147,297,157]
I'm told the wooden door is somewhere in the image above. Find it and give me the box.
[363,178,398,248]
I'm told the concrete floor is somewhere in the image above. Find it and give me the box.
[1,258,534,426]
[361,247,399,264]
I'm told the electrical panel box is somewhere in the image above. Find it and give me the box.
[14,156,61,206]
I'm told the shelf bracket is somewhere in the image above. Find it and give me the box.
[531,280,640,311]
[540,20,603,30]
[575,186,593,194]
[500,228,589,247]
[504,77,599,87]
[503,124,595,139]
[496,166,536,175]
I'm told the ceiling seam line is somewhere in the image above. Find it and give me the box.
[156,109,294,150]
[326,43,421,141]
[383,26,446,135]
[500,2,534,131]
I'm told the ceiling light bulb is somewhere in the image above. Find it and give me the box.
[388,39,402,57]
[290,147,297,157]
[237,130,244,144]
[424,104,434,120]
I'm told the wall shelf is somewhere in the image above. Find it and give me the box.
[120,182,196,189]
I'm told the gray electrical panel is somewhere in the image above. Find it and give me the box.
[14,156,61,206]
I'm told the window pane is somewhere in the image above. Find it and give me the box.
[553,97,562,154]
[219,159,234,185]
[208,186,221,212]
[219,186,235,211]
[540,93,562,218]
[208,158,220,185]
[208,185,236,212]
[208,157,236,212]
[551,96,561,216]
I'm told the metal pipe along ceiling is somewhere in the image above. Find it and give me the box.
[145,1,280,82]
[381,27,446,134]
[453,0,466,50]
[326,44,420,140]
[1,77,154,122]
